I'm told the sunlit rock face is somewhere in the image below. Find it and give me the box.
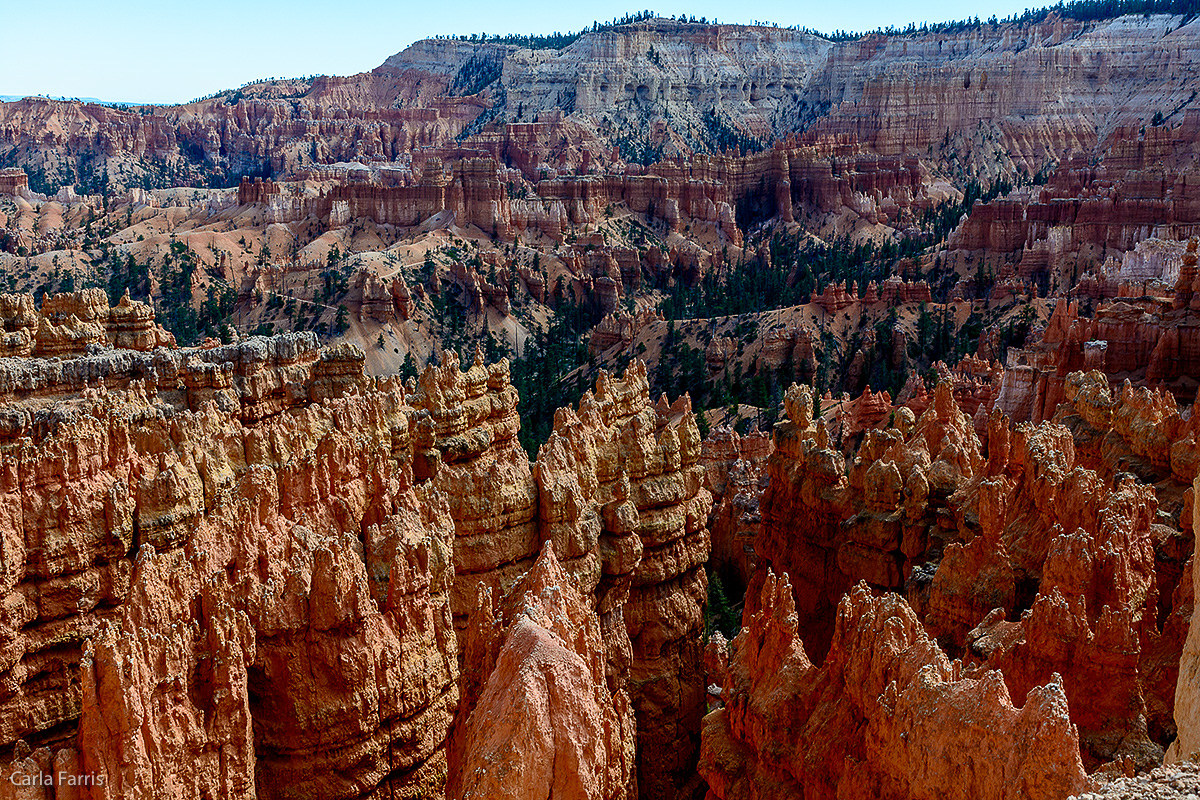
[0,334,716,800]
[0,332,457,799]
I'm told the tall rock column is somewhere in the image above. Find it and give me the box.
[549,362,712,800]
[622,386,712,800]
[409,350,540,635]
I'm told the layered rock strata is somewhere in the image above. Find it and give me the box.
[1168,476,1200,764]
[7,14,1199,197]
[0,332,458,800]
[994,287,1200,428]
[954,414,1177,767]
[1,289,174,359]
[406,349,538,638]
[540,362,714,800]
[0,323,721,800]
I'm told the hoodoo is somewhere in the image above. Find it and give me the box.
[5,4,1200,799]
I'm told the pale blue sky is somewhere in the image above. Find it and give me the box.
[4,0,1041,105]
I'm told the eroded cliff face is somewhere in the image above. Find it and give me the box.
[754,381,981,661]
[405,349,538,637]
[394,353,713,799]
[0,323,716,800]
[954,415,1172,768]
[1169,475,1200,764]
[0,332,458,800]
[6,14,1198,193]
[0,307,1197,798]
[539,361,713,800]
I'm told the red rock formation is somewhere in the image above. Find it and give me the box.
[749,367,1193,770]
[809,275,930,314]
[704,336,738,375]
[542,361,713,800]
[8,12,1196,197]
[556,369,715,800]
[957,422,1167,767]
[450,541,636,800]
[698,574,1089,800]
[588,307,667,357]
[0,288,174,358]
[0,315,738,799]
[237,175,279,205]
[876,275,932,305]
[1054,370,1200,485]
[357,270,395,322]
[357,271,416,322]
[752,324,814,374]
[391,276,415,319]
[1175,238,1200,310]
[390,353,714,798]
[811,281,856,313]
[754,384,852,659]
[991,287,1200,428]
[703,633,729,703]
[895,372,931,417]
[824,385,893,443]
[951,141,1200,282]
[0,333,458,799]
[0,168,28,196]
[407,350,537,636]
[756,382,980,660]
[1168,474,1200,764]
[908,381,1195,768]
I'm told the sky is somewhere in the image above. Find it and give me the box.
[3,0,1043,105]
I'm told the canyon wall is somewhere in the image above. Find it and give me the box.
[537,362,713,800]
[0,301,716,799]
[1169,475,1200,764]
[5,13,1198,203]
[0,331,459,800]
[949,121,1200,281]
